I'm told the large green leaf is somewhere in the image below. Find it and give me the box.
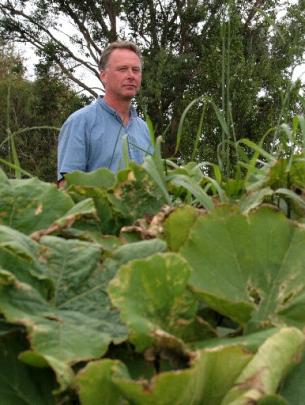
[103,328,302,405]
[221,327,304,404]
[0,236,127,390]
[109,253,214,351]
[77,359,128,405]
[65,167,116,189]
[104,238,167,278]
[64,176,113,234]
[0,333,55,405]
[30,198,97,240]
[163,206,200,251]
[77,345,252,405]
[108,163,167,222]
[0,225,52,297]
[178,206,305,330]
[0,177,74,234]
[65,164,167,235]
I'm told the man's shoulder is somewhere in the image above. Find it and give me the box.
[65,98,100,124]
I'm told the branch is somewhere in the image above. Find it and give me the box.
[102,0,118,41]
[55,57,98,97]
[199,1,224,38]
[60,1,101,63]
[245,0,266,26]
[160,1,180,49]
[85,0,112,39]
[2,16,99,96]
[148,0,159,48]
[0,2,99,76]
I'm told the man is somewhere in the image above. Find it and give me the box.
[57,41,153,182]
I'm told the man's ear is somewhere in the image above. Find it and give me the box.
[100,69,106,85]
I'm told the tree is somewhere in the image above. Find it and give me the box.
[1,1,305,165]
[0,43,88,181]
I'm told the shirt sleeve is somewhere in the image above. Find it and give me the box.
[57,112,88,180]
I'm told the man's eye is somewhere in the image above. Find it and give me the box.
[132,68,141,73]
[119,67,128,72]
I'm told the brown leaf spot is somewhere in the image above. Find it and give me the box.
[127,171,136,182]
[120,205,174,240]
[141,380,153,393]
[247,284,261,305]
[176,318,191,326]
[45,314,61,322]
[144,347,156,362]
[236,370,266,394]
[35,204,43,215]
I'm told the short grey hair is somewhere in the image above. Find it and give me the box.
[99,41,143,71]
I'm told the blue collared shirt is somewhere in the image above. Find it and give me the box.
[57,96,153,180]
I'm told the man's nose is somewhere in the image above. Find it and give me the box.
[126,68,136,78]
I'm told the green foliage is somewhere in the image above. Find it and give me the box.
[0,333,56,405]
[0,233,128,390]
[0,175,74,233]
[178,206,305,331]
[1,119,305,403]
[108,253,207,351]
[0,43,88,181]
[1,1,305,163]
[222,328,304,404]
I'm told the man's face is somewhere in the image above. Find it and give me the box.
[100,49,142,101]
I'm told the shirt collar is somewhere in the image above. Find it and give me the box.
[97,96,137,118]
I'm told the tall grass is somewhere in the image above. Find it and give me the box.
[171,2,305,183]
[158,3,305,216]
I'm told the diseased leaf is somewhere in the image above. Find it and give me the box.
[113,345,252,405]
[0,237,127,390]
[104,238,167,278]
[66,165,166,234]
[77,359,128,405]
[31,198,97,240]
[178,206,305,330]
[109,253,213,351]
[0,226,52,297]
[64,183,114,234]
[108,163,167,222]
[221,328,305,404]
[77,346,253,405]
[0,178,74,234]
[163,206,200,251]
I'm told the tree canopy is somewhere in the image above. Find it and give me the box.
[1,0,305,163]
[0,43,88,181]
